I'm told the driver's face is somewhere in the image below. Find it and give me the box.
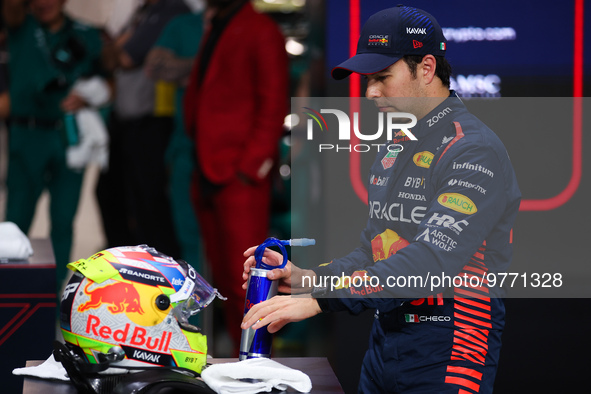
[365,59,424,114]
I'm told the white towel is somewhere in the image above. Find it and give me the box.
[13,353,137,381]
[0,222,33,260]
[66,108,110,170]
[72,77,111,108]
[66,76,111,171]
[201,358,312,394]
[12,354,69,381]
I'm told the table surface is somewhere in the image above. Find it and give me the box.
[29,239,55,265]
[22,357,344,393]
[0,239,55,268]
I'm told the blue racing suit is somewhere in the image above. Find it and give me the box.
[312,92,521,393]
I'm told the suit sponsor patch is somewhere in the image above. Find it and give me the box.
[413,151,434,168]
[437,193,477,215]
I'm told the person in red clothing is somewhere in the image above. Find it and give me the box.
[184,0,289,353]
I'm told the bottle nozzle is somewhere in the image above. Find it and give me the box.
[287,238,316,247]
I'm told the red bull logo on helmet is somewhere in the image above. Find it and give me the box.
[79,282,145,315]
[76,279,171,327]
[85,314,172,352]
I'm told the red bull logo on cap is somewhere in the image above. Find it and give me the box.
[368,34,390,47]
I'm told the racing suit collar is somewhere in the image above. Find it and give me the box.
[409,90,466,139]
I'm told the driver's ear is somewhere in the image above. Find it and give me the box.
[421,55,437,85]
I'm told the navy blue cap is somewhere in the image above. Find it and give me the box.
[332,5,447,80]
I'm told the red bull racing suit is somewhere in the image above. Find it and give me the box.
[312,93,521,393]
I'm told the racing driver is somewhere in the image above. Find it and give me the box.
[242,5,521,393]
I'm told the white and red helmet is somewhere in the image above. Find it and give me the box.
[60,245,223,374]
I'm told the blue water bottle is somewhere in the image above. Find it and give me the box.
[239,237,315,360]
[63,112,79,146]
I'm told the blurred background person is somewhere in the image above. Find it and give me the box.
[0,1,9,211]
[3,0,104,288]
[144,0,207,273]
[0,3,8,121]
[97,0,190,258]
[184,0,289,355]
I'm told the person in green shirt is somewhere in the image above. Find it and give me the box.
[3,0,103,288]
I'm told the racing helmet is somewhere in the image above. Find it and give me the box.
[60,245,224,374]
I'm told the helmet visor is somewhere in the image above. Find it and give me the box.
[170,264,225,331]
